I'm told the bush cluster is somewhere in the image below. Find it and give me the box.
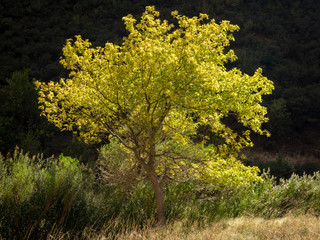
[244,153,320,180]
[195,171,320,221]
[0,149,108,239]
[1,148,320,239]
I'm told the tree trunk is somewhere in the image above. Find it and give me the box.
[134,143,166,225]
[146,169,166,225]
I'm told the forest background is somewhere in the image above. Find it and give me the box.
[0,0,320,171]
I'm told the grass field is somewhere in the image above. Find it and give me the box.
[115,215,320,240]
[47,214,320,240]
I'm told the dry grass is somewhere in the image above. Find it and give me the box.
[115,215,320,240]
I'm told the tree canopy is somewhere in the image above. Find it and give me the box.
[36,6,274,224]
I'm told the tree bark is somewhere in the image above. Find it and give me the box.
[134,141,166,225]
[148,134,166,225]
[146,168,166,225]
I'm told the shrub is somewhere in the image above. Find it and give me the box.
[1,148,320,239]
[207,171,320,219]
[0,148,107,239]
[244,153,294,180]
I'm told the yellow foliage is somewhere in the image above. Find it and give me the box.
[36,6,274,187]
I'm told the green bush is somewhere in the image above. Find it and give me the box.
[157,171,320,223]
[0,148,107,239]
[244,153,295,180]
[1,147,320,239]
[199,171,320,220]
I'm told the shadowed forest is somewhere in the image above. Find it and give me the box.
[0,0,320,239]
[1,0,320,159]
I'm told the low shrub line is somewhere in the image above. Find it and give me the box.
[1,149,320,239]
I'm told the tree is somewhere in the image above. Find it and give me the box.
[0,70,47,154]
[36,6,274,225]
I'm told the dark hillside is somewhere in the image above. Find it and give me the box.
[0,0,319,158]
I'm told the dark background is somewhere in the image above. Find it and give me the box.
[0,0,319,162]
